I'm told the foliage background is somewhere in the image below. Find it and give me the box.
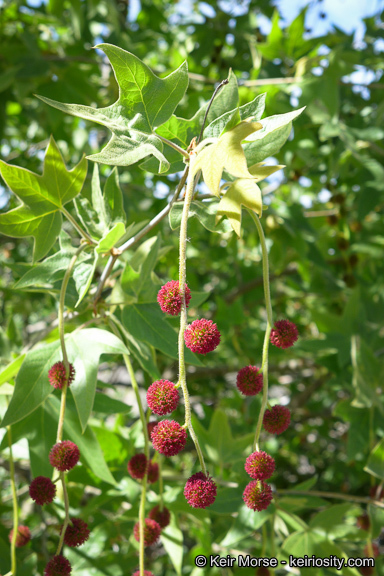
[0,0,384,574]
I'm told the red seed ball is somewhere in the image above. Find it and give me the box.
[151,420,187,457]
[44,555,72,576]
[184,472,217,509]
[263,405,291,435]
[157,280,191,315]
[148,505,171,529]
[147,461,159,484]
[49,441,80,472]
[245,451,275,481]
[184,319,220,354]
[236,366,263,396]
[256,568,271,576]
[243,481,273,512]
[63,518,90,547]
[147,422,156,441]
[360,568,374,576]
[29,476,57,505]
[132,571,154,576]
[48,361,75,389]
[8,525,31,547]
[133,518,161,547]
[356,513,370,531]
[127,454,148,480]
[146,380,179,416]
[270,319,298,349]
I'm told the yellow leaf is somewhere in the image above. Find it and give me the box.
[216,178,262,237]
[193,121,262,197]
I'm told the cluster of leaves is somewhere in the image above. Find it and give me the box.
[0,1,384,575]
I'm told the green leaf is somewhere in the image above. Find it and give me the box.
[0,355,25,387]
[143,69,240,173]
[96,222,126,254]
[220,505,271,547]
[37,45,189,172]
[1,328,129,431]
[73,253,99,307]
[365,438,384,480]
[0,136,87,262]
[169,200,232,233]
[282,530,320,557]
[243,107,305,166]
[309,503,359,534]
[161,514,184,576]
[104,167,126,225]
[193,121,263,197]
[74,195,104,239]
[122,303,203,366]
[92,392,131,415]
[204,93,266,139]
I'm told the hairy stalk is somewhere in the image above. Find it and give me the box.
[61,207,96,245]
[55,472,70,556]
[7,423,18,576]
[93,167,189,305]
[108,318,149,576]
[155,134,190,159]
[247,210,273,452]
[178,153,207,475]
[57,243,87,443]
[158,454,164,511]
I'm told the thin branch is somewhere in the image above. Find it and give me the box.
[277,489,384,509]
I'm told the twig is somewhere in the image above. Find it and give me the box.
[277,489,384,509]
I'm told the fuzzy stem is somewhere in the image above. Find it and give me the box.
[61,207,96,245]
[155,134,190,159]
[57,243,87,443]
[55,472,70,556]
[178,153,207,475]
[7,423,18,576]
[108,318,149,576]
[247,210,273,452]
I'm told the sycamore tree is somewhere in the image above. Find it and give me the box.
[0,2,383,576]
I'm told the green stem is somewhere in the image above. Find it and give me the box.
[57,243,87,443]
[61,207,96,245]
[247,210,273,452]
[178,153,207,476]
[7,423,18,576]
[155,134,190,159]
[55,472,70,556]
[108,318,149,576]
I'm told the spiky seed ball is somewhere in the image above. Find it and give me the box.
[184,319,220,354]
[63,518,90,547]
[148,505,171,529]
[270,319,298,349]
[127,453,148,480]
[151,420,187,457]
[48,361,75,389]
[132,571,154,576]
[147,461,159,484]
[147,422,156,441]
[364,542,379,558]
[44,555,72,576]
[236,366,263,396]
[356,514,370,531]
[8,525,31,547]
[263,405,291,435]
[184,472,217,509]
[133,518,161,547]
[245,451,275,481]
[29,476,57,505]
[157,280,191,315]
[243,481,273,512]
[49,441,80,472]
[146,380,179,415]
